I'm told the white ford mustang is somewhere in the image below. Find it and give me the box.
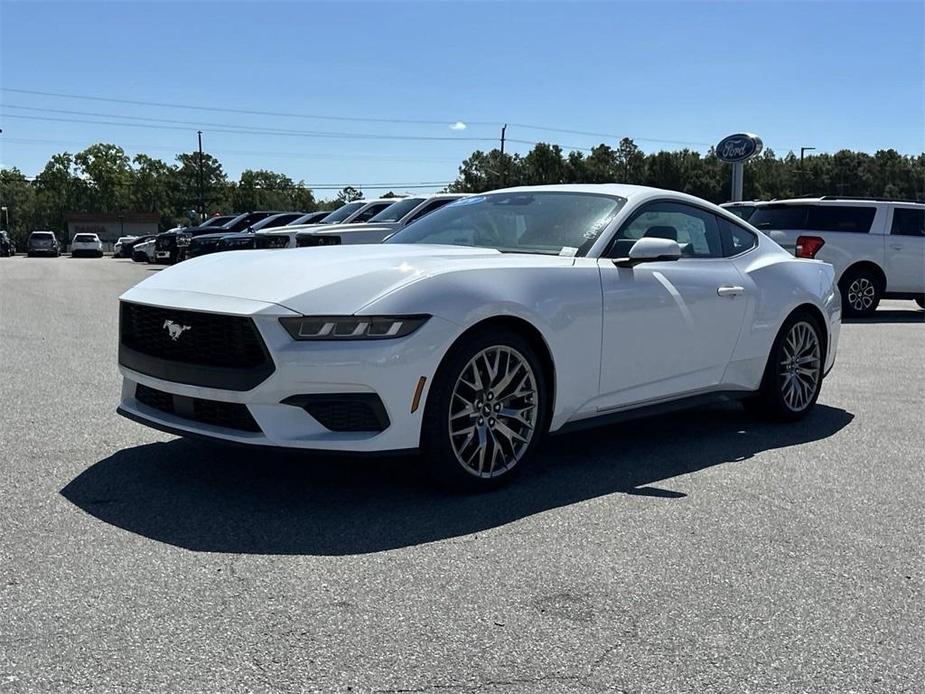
[117,184,841,489]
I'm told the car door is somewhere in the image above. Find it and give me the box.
[884,207,925,293]
[596,201,749,410]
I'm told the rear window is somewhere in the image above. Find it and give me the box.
[891,208,924,237]
[74,234,97,242]
[30,232,54,239]
[750,204,875,233]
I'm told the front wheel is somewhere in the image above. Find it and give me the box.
[422,330,549,491]
[744,312,824,421]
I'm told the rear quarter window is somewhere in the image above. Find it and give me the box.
[890,208,925,237]
[750,204,875,233]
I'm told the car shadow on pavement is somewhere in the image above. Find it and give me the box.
[61,403,853,555]
[843,310,924,324]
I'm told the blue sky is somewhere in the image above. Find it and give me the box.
[1,0,923,197]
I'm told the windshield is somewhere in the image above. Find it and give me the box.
[368,198,424,223]
[319,201,365,224]
[386,191,626,256]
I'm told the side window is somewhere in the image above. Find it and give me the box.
[611,201,722,258]
[717,216,758,256]
[805,206,875,233]
[891,208,925,237]
[406,198,454,224]
[354,203,389,222]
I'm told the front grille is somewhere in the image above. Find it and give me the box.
[155,236,175,251]
[255,235,290,249]
[119,302,275,390]
[282,394,390,432]
[121,302,268,369]
[135,384,261,432]
[296,235,341,248]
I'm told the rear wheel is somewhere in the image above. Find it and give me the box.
[422,329,549,491]
[744,312,824,421]
[840,266,882,317]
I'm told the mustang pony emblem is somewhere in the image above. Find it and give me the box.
[162,320,192,341]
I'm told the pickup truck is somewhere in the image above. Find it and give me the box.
[154,212,281,264]
[294,194,466,247]
[748,197,924,316]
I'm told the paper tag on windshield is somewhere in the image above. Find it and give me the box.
[558,246,579,257]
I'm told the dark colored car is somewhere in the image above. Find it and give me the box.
[287,211,332,226]
[187,212,306,258]
[155,212,282,264]
[27,231,60,257]
[0,230,15,257]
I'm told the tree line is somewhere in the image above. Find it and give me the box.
[1,139,922,246]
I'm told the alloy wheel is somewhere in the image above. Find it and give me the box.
[448,345,539,478]
[778,321,821,412]
[846,277,876,312]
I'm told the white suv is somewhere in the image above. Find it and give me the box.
[70,232,104,258]
[748,197,924,316]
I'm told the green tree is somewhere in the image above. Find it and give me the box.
[74,143,132,212]
[175,152,230,215]
[0,167,37,246]
[336,186,363,204]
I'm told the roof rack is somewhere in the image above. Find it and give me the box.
[818,196,924,203]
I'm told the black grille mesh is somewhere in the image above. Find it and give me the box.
[254,235,290,249]
[296,235,341,248]
[302,399,387,432]
[135,384,261,432]
[120,302,269,370]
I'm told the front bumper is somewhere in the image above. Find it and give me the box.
[117,292,458,452]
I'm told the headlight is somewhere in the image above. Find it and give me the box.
[279,315,430,341]
[177,235,190,247]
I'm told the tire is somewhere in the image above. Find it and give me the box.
[839,266,882,317]
[421,328,550,491]
[916,297,924,310]
[743,311,825,421]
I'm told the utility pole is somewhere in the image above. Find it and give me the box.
[800,146,815,196]
[197,130,205,219]
[500,124,508,186]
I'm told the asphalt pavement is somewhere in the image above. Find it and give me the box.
[1,255,922,693]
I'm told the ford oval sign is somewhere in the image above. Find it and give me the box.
[715,133,763,163]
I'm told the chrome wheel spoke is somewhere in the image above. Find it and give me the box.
[448,344,539,478]
[778,320,821,412]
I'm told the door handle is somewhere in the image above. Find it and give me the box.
[717,286,744,297]
[890,244,903,250]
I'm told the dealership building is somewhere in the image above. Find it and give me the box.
[64,212,160,250]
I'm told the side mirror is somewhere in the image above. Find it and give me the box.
[614,237,681,267]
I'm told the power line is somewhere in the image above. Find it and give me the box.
[1,86,714,147]
[507,122,713,147]
[0,137,461,163]
[0,106,496,142]
[1,87,501,127]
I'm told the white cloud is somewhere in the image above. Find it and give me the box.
[449,121,467,131]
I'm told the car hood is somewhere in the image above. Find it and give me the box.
[191,231,239,242]
[297,222,397,236]
[125,244,575,315]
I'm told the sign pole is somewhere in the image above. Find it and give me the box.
[731,162,744,202]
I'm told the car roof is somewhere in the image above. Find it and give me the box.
[482,183,730,209]
[752,197,925,207]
